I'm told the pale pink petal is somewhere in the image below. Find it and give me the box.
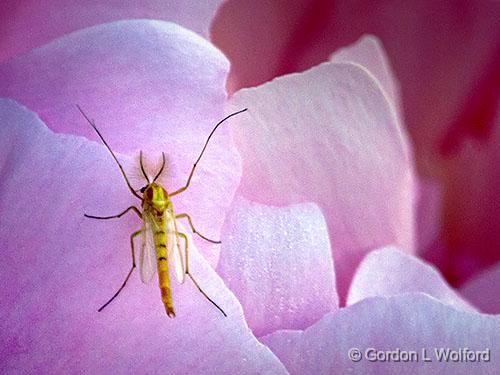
[460,262,500,314]
[0,100,286,374]
[0,20,228,152]
[415,179,442,253]
[227,62,414,300]
[0,0,223,61]
[217,196,337,337]
[261,294,500,374]
[0,20,241,265]
[347,247,475,312]
[330,34,401,118]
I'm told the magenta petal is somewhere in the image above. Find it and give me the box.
[261,294,500,374]
[0,100,286,373]
[227,62,414,300]
[0,1,224,61]
[330,34,401,117]
[440,114,500,283]
[217,196,337,337]
[0,20,241,265]
[460,262,500,314]
[347,247,475,312]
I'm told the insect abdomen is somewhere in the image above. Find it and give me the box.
[154,228,175,317]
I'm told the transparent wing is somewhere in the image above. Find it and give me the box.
[166,210,186,284]
[139,211,157,284]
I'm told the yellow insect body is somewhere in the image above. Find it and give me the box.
[141,183,185,317]
[78,105,247,317]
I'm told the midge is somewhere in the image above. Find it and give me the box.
[78,106,247,318]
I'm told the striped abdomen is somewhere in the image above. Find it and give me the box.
[153,216,175,317]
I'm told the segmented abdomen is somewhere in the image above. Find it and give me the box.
[153,216,175,317]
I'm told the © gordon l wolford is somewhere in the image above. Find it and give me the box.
[348,347,491,363]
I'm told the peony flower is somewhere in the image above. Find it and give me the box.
[0,2,498,374]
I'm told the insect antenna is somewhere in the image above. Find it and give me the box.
[139,151,151,183]
[77,105,142,200]
[153,152,166,182]
[193,108,248,170]
[170,108,248,196]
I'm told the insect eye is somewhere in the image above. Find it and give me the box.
[146,188,153,200]
[140,186,147,193]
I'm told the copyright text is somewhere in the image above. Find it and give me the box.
[347,347,491,363]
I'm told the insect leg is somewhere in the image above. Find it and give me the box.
[175,213,220,244]
[170,108,248,197]
[85,206,142,220]
[177,231,227,317]
[98,229,141,312]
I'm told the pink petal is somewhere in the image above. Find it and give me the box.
[212,1,500,157]
[440,44,500,154]
[211,0,312,93]
[217,196,337,337]
[0,20,241,265]
[212,1,500,285]
[227,62,415,301]
[0,100,286,374]
[460,262,500,314]
[347,247,475,312]
[0,0,223,62]
[330,34,401,118]
[261,294,500,374]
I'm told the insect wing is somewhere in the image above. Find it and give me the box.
[139,211,157,284]
[166,211,186,284]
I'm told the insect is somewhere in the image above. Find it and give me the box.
[78,105,247,317]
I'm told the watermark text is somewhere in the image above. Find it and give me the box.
[347,347,491,363]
